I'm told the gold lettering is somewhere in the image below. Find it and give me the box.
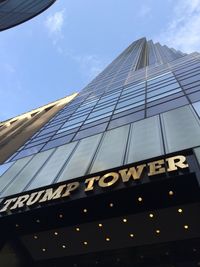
[26,190,45,206]
[84,176,100,191]
[148,160,165,176]
[62,182,80,197]
[119,164,146,182]
[98,172,119,188]
[10,195,30,210]
[39,184,66,203]
[0,197,17,212]
[166,155,188,172]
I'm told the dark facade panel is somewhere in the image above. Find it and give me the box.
[0,0,56,31]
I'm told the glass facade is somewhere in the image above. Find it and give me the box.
[1,38,200,196]
[0,38,200,267]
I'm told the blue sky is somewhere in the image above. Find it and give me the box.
[0,0,200,121]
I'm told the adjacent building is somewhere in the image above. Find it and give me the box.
[0,0,56,31]
[0,38,199,267]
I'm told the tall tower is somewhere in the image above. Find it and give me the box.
[0,38,200,267]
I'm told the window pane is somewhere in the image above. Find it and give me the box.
[0,156,33,193]
[0,162,13,177]
[126,116,164,163]
[58,134,102,182]
[73,123,108,141]
[161,105,200,153]
[192,101,200,117]
[27,142,77,190]
[90,125,129,173]
[1,149,54,197]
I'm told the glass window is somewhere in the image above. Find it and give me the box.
[147,88,181,102]
[114,101,145,114]
[88,105,115,119]
[0,156,33,193]
[116,95,145,109]
[147,97,189,117]
[12,144,45,161]
[61,115,88,128]
[126,116,164,164]
[192,101,200,117]
[84,112,112,124]
[147,92,184,108]
[25,136,51,148]
[41,133,75,151]
[1,149,54,198]
[37,124,61,136]
[73,123,108,141]
[179,73,200,86]
[57,134,102,182]
[108,111,145,130]
[80,117,110,130]
[89,125,129,173]
[27,142,78,190]
[161,105,200,153]
[147,72,174,85]
[147,82,180,97]
[188,91,200,103]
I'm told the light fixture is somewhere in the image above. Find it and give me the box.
[62,245,66,249]
[83,208,87,213]
[59,214,63,219]
[36,219,40,223]
[42,248,46,252]
[123,218,127,223]
[138,197,143,202]
[83,241,88,245]
[149,213,154,218]
[33,235,38,239]
[54,231,58,236]
[109,203,114,207]
[106,237,110,242]
[168,190,174,196]
[130,233,134,238]
[178,208,183,213]
[156,229,160,234]
[76,227,80,232]
[98,223,103,228]
[184,225,189,229]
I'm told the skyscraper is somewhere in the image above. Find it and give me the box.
[0,38,200,266]
[0,0,56,31]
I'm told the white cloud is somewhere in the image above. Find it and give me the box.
[158,0,200,53]
[45,9,65,34]
[138,5,151,18]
